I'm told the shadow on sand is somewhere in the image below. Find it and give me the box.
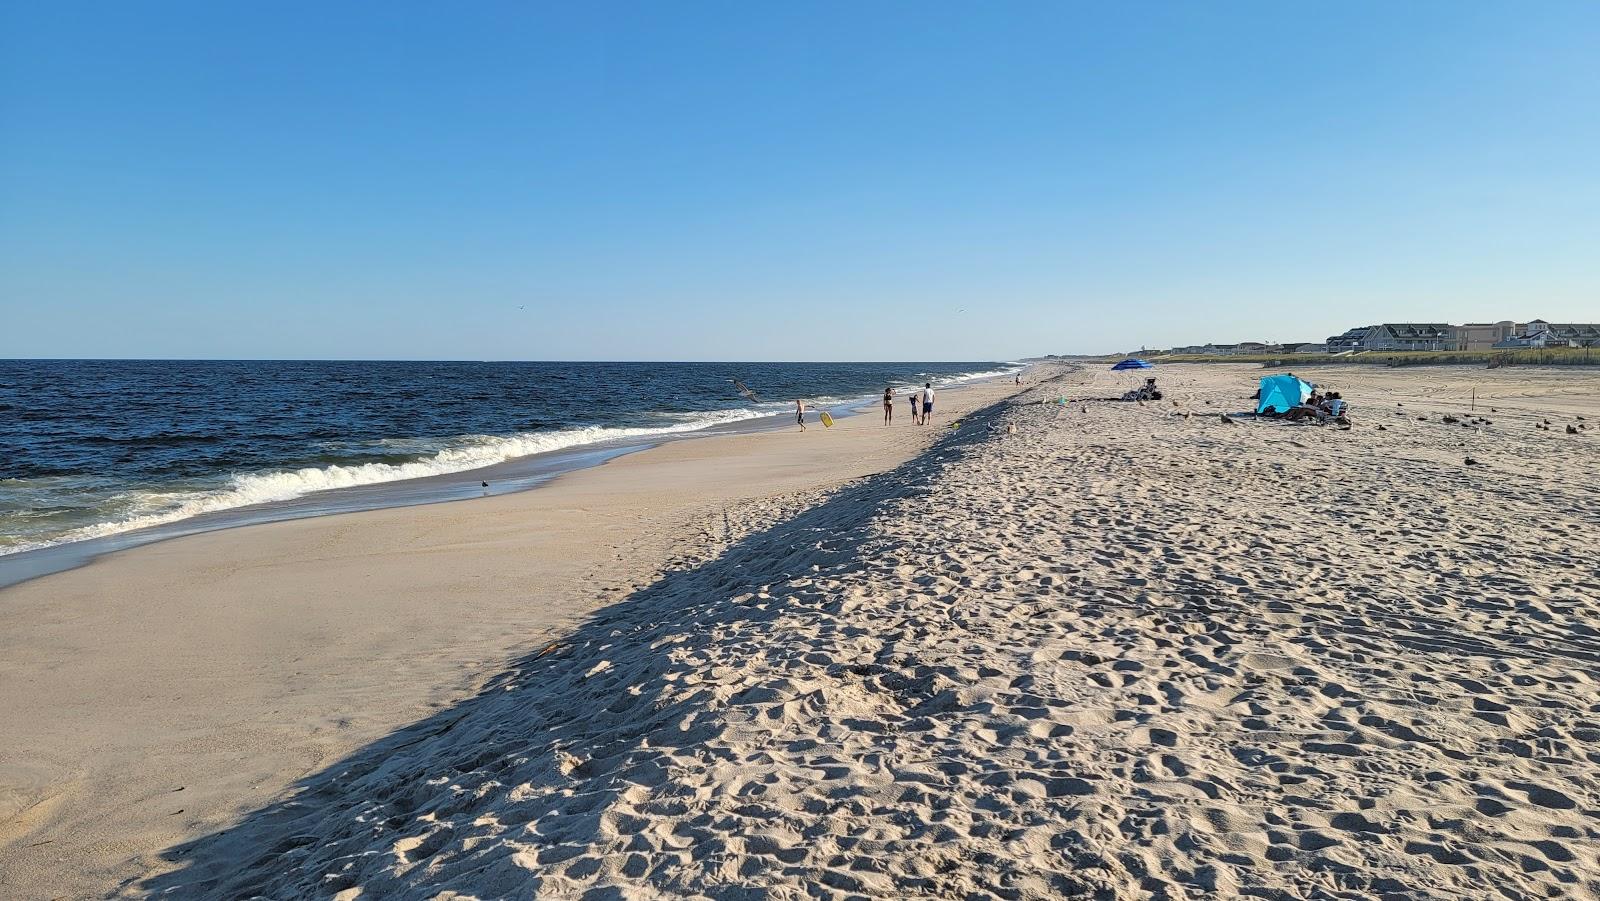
[134,394,1026,898]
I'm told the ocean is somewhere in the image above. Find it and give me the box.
[0,359,1016,560]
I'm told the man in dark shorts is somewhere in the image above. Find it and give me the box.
[921,382,935,424]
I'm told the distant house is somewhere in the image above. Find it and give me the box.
[1547,322,1600,346]
[1493,332,1540,349]
[1286,342,1328,354]
[1326,326,1375,352]
[1454,321,1522,351]
[1327,323,1454,352]
[1370,324,1455,351]
[1493,320,1600,349]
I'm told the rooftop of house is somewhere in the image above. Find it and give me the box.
[1375,323,1454,337]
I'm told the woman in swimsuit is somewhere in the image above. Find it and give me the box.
[883,387,893,424]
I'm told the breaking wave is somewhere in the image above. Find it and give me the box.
[1,407,775,556]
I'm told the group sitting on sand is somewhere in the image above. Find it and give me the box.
[1286,387,1350,425]
[1282,388,1351,426]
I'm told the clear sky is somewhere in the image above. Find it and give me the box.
[2,1,1597,360]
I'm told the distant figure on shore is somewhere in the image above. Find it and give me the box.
[883,387,893,424]
[908,391,921,425]
[921,382,936,424]
[1015,373,1021,385]
[796,399,807,431]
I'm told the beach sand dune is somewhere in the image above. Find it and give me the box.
[127,365,1600,899]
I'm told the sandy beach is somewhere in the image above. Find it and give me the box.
[0,377,1022,899]
[9,2,1598,897]
[5,364,1600,899]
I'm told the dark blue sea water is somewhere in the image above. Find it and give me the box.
[0,360,1015,556]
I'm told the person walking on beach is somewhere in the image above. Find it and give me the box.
[796,398,807,430]
[921,382,936,424]
[883,387,893,425]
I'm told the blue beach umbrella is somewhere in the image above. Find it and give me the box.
[1256,374,1313,415]
[1111,359,1154,391]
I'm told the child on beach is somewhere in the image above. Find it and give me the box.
[908,392,920,425]
[796,399,807,430]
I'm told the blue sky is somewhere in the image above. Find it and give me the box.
[2,1,1597,360]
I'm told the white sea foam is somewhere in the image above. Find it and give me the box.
[0,407,779,556]
[940,363,1025,385]
[889,364,1024,395]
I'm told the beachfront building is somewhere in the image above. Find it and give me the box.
[1369,323,1455,351]
[1543,322,1600,346]
[1493,320,1600,349]
[1326,323,1454,352]
[1454,321,1522,351]
[1326,326,1375,352]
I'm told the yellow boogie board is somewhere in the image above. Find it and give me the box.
[819,411,835,428]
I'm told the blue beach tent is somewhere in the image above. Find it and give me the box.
[1257,374,1313,415]
[1111,358,1154,371]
